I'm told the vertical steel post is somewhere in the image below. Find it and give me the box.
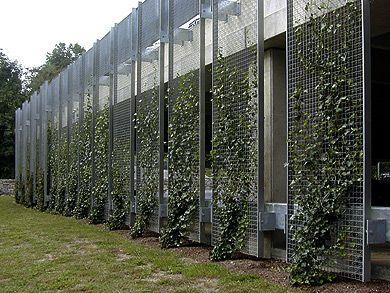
[362,0,371,282]
[257,0,266,258]
[43,81,49,206]
[108,26,117,214]
[130,8,138,222]
[159,0,168,231]
[91,41,100,210]
[66,67,72,205]
[199,0,209,244]
[78,56,86,207]
[136,2,142,216]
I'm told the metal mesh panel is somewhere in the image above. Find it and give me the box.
[211,0,259,257]
[172,0,199,28]
[26,101,32,178]
[99,33,111,77]
[112,99,132,221]
[40,82,49,203]
[140,0,160,50]
[60,71,69,128]
[287,0,365,281]
[117,14,132,64]
[135,1,161,233]
[136,88,160,232]
[114,17,132,222]
[92,37,110,220]
[15,109,21,187]
[84,48,95,89]
[30,93,37,201]
[168,0,201,242]
[21,102,28,180]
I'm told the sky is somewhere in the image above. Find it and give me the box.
[0,0,138,68]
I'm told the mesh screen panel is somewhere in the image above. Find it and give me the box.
[168,0,201,242]
[136,1,161,233]
[117,15,132,64]
[172,0,199,28]
[140,0,160,50]
[287,0,365,281]
[211,0,259,257]
[112,99,132,221]
[114,17,132,223]
[136,88,160,233]
[99,33,111,76]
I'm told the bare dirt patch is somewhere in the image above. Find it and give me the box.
[114,230,390,292]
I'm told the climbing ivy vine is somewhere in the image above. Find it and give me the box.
[89,102,109,224]
[54,134,67,214]
[65,121,79,216]
[210,50,257,261]
[35,167,45,211]
[107,144,131,230]
[160,71,199,248]
[75,95,93,219]
[131,85,159,238]
[47,121,57,211]
[15,172,22,204]
[288,1,363,285]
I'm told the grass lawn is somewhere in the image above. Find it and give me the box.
[0,196,295,292]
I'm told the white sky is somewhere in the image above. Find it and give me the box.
[0,0,138,68]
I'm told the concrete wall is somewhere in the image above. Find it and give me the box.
[0,179,15,195]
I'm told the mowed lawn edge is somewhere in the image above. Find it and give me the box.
[0,196,296,293]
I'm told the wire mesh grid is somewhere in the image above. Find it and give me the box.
[112,98,132,222]
[25,101,31,177]
[135,0,161,233]
[140,0,160,50]
[15,109,20,184]
[287,0,365,281]
[168,0,201,242]
[211,0,259,257]
[117,14,132,65]
[136,89,160,233]
[114,19,132,224]
[99,33,111,77]
[21,102,27,180]
[173,0,199,28]
[30,94,37,199]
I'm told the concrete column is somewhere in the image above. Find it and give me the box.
[264,48,286,259]
[264,48,286,204]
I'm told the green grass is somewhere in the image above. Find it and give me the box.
[0,196,294,292]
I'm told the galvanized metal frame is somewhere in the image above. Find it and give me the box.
[211,0,263,257]
[286,0,370,281]
[362,0,371,282]
[108,25,117,215]
[130,8,138,222]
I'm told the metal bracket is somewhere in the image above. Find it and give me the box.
[200,207,211,223]
[142,46,159,62]
[117,63,132,75]
[174,28,193,45]
[200,0,212,19]
[259,212,276,231]
[160,32,169,43]
[218,0,241,22]
[98,75,110,86]
[367,219,386,244]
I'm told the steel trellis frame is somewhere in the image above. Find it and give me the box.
[286,0,371,281]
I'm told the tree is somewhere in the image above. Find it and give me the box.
[26,42,85,95]
[0,50,26,178]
